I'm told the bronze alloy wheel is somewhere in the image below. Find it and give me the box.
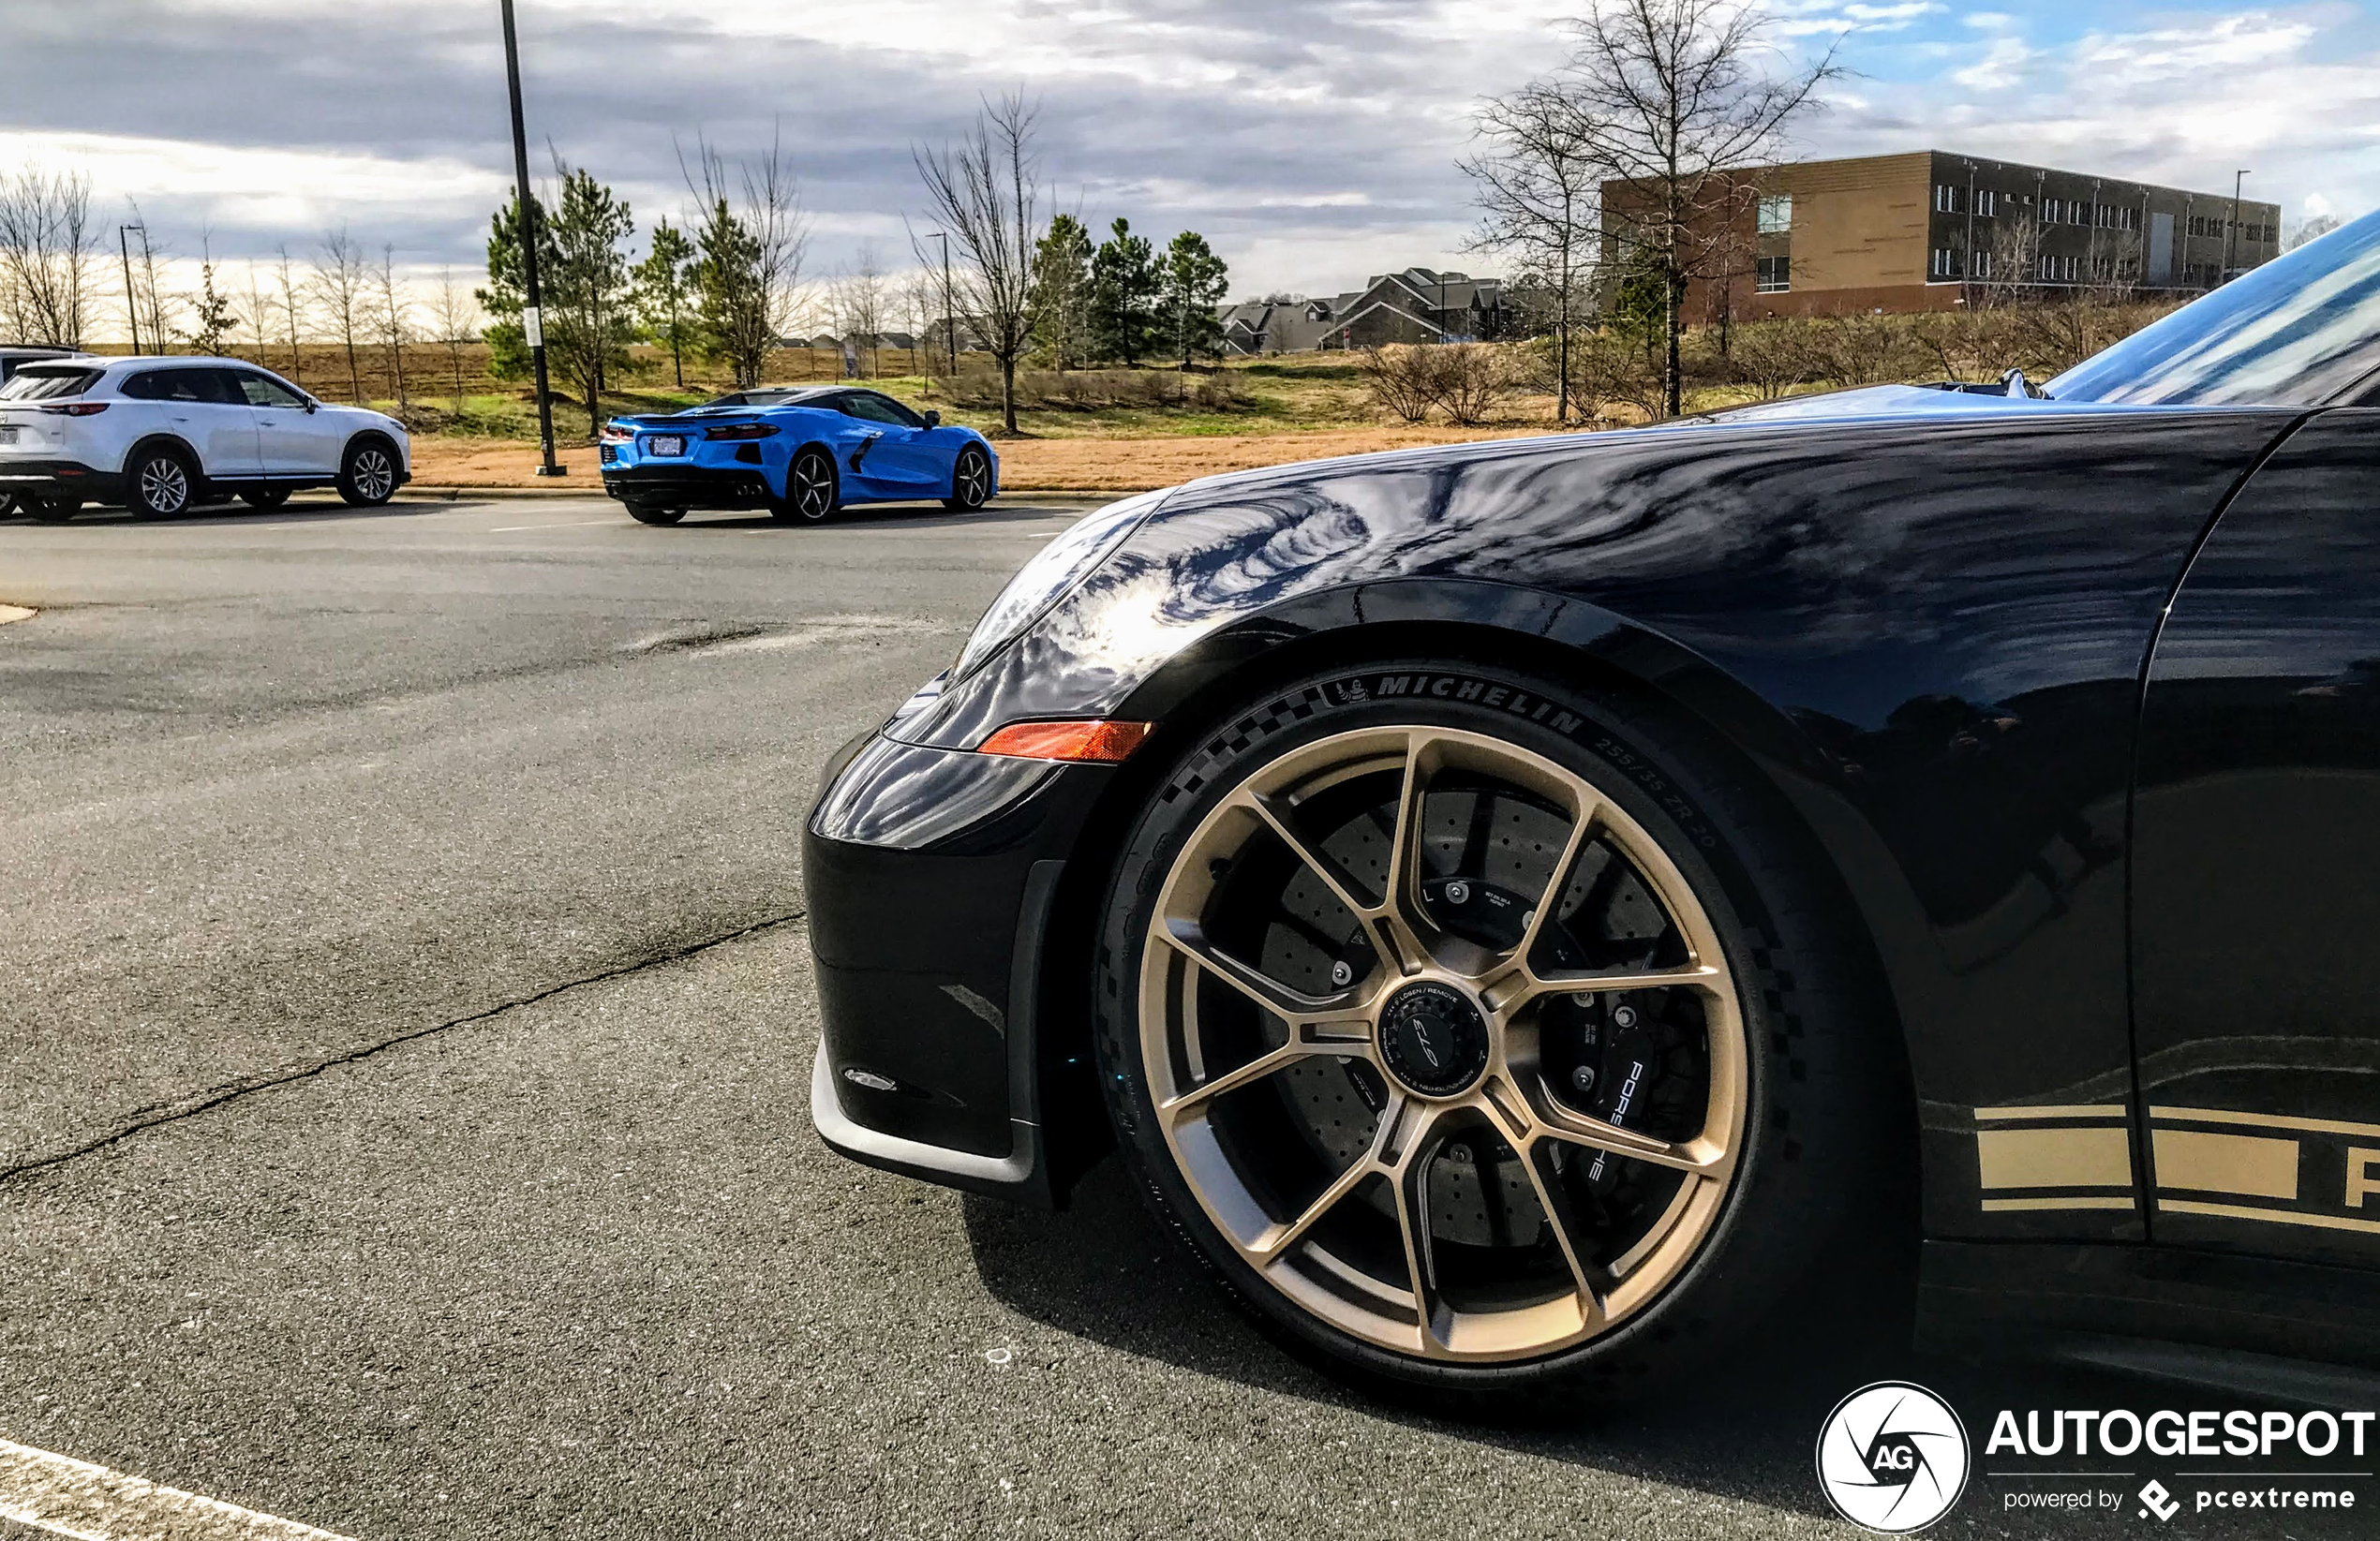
[1095,660,1900,1398]
[1134,722,1746,1363]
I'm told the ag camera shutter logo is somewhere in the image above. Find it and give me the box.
[1816,1381,1971,1533]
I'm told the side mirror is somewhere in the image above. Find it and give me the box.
[923,409,941,428]
[304,399,320,414]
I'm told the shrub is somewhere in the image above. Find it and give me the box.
[940,365,1248,412]
[1432,343,1514,425]
[1357,345,1440,422]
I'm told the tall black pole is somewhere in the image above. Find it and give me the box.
[500,0,561,476]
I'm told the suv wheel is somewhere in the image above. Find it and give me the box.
[129,447,198,519]
[338,440,399,507]
[1093,659,1904,1405]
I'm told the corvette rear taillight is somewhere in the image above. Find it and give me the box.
[598,422,634,444]
[704,422,778,441]
[37,402,108,416]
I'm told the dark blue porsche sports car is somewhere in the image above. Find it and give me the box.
[598,386,998,526]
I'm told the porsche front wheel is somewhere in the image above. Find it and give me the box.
[1093,659,1899,1401]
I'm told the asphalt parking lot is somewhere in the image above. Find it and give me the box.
[0,491,2354,1539]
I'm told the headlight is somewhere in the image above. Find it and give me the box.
[951,488,1168,679]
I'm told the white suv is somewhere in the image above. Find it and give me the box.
[0,356,410,521]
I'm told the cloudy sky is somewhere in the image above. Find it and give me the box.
[3,0,2373,311]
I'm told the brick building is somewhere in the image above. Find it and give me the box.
[1606,150,2283,321]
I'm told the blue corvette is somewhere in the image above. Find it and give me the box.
[598,386,999,526]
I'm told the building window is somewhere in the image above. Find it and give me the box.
[1756,255,1791,292]
[1975,188,1998,217]
[1934,184,1966,214]
[1757,194,1792,233]
[1930,247,1956,279]
[1971,250,1993,279]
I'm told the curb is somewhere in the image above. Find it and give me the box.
[0,604,35,626]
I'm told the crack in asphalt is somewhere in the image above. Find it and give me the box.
[0,910,809,1187]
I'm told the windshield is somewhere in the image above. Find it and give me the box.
[2048,206,2380,407]
[0,366,102,402]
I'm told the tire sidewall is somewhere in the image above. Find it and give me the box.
[1093,658,1807,1395]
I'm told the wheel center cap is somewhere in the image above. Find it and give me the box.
[1377,981,1491,1098]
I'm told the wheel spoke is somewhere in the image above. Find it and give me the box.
[1388,1105,1451,1350]
[1157,919,1365,1022]
[1485,961,1723,1016]
[1537,1104,1729,1176]
[1517,1138,1609,1317]
[1246,1093,1409,1260]
[1239,790,1380,931]
[1375,734,1439,973]
[1159,1029,1368,1118]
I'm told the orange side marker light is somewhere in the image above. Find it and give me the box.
[976,719,1153,763]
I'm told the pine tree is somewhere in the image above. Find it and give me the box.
[692,197,770,388]
[1088,217,1159,366]
[1029,213,1093,371]
[183,258,241,355]
[634,219,697,387]
[543,165,637,433]
[1158,230,1228,369]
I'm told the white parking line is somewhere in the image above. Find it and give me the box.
[0,1438,356,1541]
[485,519,617,532]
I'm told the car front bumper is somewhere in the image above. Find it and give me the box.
[601,461,776,510]
[803,730,1115,1205]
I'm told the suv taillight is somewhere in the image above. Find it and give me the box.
[37,402,108,416]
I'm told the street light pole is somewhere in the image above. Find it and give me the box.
[118,224,144,355]
[2225,169,2249,284]
[499,0,562,477]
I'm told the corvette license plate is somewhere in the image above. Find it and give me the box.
[647,435,686,456]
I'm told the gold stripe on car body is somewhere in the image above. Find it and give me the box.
[2160,1199,2380,1237]
[2149,1104,2380,1140]
[2150,1128,2300,1200]
[1973,1104,2129,1122]
[1976,1126,2134,1192]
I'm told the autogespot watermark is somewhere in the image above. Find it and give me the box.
[1817,1384,2373,1532]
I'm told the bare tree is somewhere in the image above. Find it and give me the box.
[376,244,412,408]
[830,241,889,377]
[1566,0,1841,415]
[243,260,275,366]
[914,93,1042,433]
[428,266,481,413]
[900,270,940,388]
[1462,81,1603,424]
[2287,213,2341,251]
[680,127,812,388]
[0,161,100,346]
[274,244,306,388]
[310,228,370,400]
[124,207,175,354]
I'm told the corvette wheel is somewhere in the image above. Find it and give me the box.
[775,448,839,523]
[626,502,686,526]
[944,446,992,511]
[1096,661,1898,1400]
[130,448,197,519]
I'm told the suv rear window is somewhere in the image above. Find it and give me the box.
[0,367,102,402]
[123,368,233,404]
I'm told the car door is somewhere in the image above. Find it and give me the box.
[837,392,941,496]
[2132,408,2380,1267]
[230,368,329,476]
[124,367,261,482]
